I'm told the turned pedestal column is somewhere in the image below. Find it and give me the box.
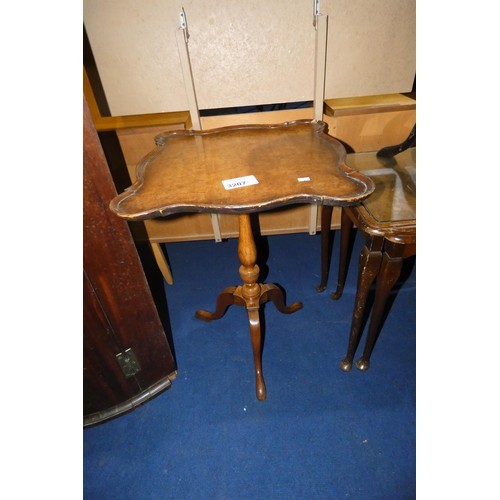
[196,214,302,400]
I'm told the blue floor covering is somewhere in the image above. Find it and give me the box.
[83,229,416,499]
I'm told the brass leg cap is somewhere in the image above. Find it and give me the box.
[340,359,352,372]
[356,358,370,371]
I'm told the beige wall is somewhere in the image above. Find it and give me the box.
[84,0,415,116]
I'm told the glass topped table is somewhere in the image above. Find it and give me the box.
[110,120,374,400]
[347,147,416,226]
[318,147,416,371]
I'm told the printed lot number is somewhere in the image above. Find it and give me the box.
[222,175,259,190]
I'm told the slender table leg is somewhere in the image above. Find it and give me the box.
[340,235,383,372]
[331,208,354,301]
[356,241,404,371]
[316,205,333,292]
[195,213,302,400]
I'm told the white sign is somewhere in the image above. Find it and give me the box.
[222,175,259,190]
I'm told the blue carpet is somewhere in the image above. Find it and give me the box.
[83,229,416,499]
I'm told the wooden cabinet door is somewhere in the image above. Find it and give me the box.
[83,95,176,427]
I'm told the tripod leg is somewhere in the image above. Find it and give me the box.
[247,308,266,400]
[260,284,302,314]
[195,286,240,322]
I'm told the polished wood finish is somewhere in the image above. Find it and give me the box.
[110,99,412,247]
[116,109,342,247]
[319,148,416,371]
[110,120,374,220]
[324,93,416,117]
[83,95,177,426]
[195,214,302,400]
[110,120,374,400]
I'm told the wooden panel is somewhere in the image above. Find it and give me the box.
[217,206,341,240]
[83,271,139,415]
[139,214,215,243]
[83,0,415,116]
[200,108,314,130]
[323,109,415,153]
[260,205,317,234]
[324,93,416,117]
[139,206,341,243]
[83,95,177,425]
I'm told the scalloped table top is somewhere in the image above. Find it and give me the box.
[110,120,375,220]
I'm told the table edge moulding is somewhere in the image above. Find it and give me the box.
[110,120,374,219]
[109,119,375,400]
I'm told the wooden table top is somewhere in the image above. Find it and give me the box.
[110,120,375,221]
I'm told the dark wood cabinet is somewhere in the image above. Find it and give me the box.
[83,95,177,427]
